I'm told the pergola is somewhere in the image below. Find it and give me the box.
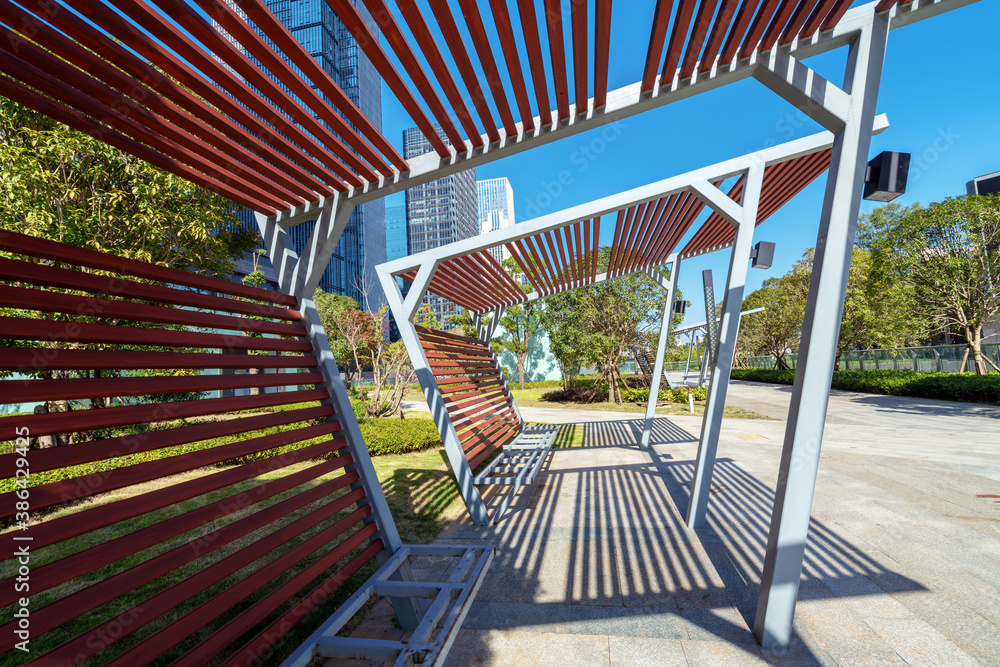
[0,0,980,661]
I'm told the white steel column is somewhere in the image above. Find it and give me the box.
[754,10,889,649]
[641,256,679,450]
[376,262,492,526]
[686,164,764,530]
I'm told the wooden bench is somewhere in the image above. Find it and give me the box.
[416,326,556,522]
[0,230,489,666]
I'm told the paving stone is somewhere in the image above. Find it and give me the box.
[462,601,572,634]
[608,636,688,666]
[865,617,979,667]
[680,639,769,666]
[570,604,687,639]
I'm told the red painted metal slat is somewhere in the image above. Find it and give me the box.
[363,0,466,151]
[582,218,593,280]
[718,0,760,66]
[0,75,279,214]
[544,0,572,120]
[514,239,552,294]
[0,257,300,321]
[328,0,452,158]
[594,0,613,107]
[574,221,586,286]
[800,0,841,36]
[480,250,528,304]
[680,0,720,80]
[516,0,555,125]
[615,202,649,276]
[434,261,496,311]
[397,0,484,148]
[101,0,361,189]
[0,4,314,203]
[821,0,856,30]
[215,540,384,667]
[0,405,332,475]
[643,0,673,92]
[605,208,629,276]
[545,229,570,290]
[0,225,296,307]
[530,234,561,293]
[0,286,305,338]
[0,388,327,443]
[738,0,782,59]
[591,217,601,282]
[189,0,388,180]
[647,192,689,260]
[490,0,536,131]
[760,0,810,51]
[0,316,312,353]
[571,0,589,114]
[661,0,698,86]
[427,0,501,144]
[424,271,486,312]
[632,197,670,269]
[506,241,546,294]
[873,0,898,11]
[643,193,682,260]
[1,458,354,611]
[229,0,408,172]
[698,0,739,73]
[455,253,513,306]
[457,0,519,137]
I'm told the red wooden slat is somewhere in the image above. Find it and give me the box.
[0,257,300,321]
[738,0,782,59]
[591,217,601,282]
[660,0,698,86]
[800,0,841,36]
[516,0,555,125]
[718,0,760,66]
[456,0,519,137]
[571,0,588,114]
[0,457,353,610]
[545,229,570,289]
[0,405,332,475]
[582,218,593,280]
[0,372,322,404]
[643,0,673,92]
[228,0,407,172]
[779,0,822,45]
[594,0,612,107]
[605,208,629,276]
[490,0,536,131]
[874,0,898,11]
[363,0,466,151]
[397,0,485,148]
[0,316,312,353]
[416,326,491,346]
[821,0,856,30]
[0,388,327,441]
[510,239,549,294]
[518,238,556,294]
[0,228,297,305]
[0,73,281,214]
[632,197,670,269]
[0,348,313,372]
[759,0,809,51]
[328,0,452,158]
[544,0,571,120]
[427,0,501,144]
[680,0,720,80]
[699,0,740,73]
[213,539,384,667]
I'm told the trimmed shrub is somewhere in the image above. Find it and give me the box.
[540,386,605,403]
[731,368,1000,405]
[622,386,708,403]
[359,418,442,456]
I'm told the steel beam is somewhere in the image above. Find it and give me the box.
[686,165,764,530]
[753,8,889,649]
[641,255,679,449]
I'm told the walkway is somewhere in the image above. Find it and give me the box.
[384,387,1000,665]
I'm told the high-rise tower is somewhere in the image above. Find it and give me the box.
[476,177,515,264]
[403,127,477,324]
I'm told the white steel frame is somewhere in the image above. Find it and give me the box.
[254,0,980,652]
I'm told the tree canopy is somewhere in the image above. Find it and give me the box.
[857,195,1000,374]
[0,98,255,275]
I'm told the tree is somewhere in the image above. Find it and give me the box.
[736,254,811,369]
[858,196,1000,375]
[357,305,417,418]
[492,259,543,390]
[0,98,256,273]
[541,249,668,403]
[314,291,368,388]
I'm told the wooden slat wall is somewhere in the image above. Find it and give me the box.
[0,230,384,665]
[415,326,520,470]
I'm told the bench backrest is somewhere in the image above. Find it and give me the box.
[0,230,385,665]
[415,326,521,470]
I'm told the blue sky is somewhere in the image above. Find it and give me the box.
[377,1,999,329]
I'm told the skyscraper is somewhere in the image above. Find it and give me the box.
[228,0,385,309]
[476,177,515,264]
[403,127,478,323]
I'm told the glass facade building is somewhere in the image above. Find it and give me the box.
[228,0,385,309]
[403,127,478,324]
[476,177,515,264]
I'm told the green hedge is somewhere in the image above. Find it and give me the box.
[731,368,1000,405]
[622,386,708,403]
[359,418,442,456]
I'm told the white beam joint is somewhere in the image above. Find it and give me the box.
[754,50,851,133]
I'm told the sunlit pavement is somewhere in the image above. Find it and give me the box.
[380,384,1000,665]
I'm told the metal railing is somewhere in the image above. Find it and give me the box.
[737,343,1000,373]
